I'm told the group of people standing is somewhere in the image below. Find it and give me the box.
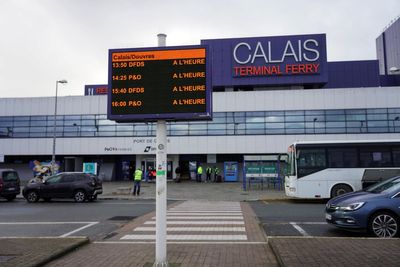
[196,165,220,183]
[131,164,222,195]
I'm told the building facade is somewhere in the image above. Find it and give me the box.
[1,26,400,182]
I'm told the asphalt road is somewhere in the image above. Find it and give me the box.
[0,198,167,241]
[250,200,367,238]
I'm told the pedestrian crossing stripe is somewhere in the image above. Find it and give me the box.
[120,234,248,240]
[134,227,246,232]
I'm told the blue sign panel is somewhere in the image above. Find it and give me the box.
[201,34,327,87]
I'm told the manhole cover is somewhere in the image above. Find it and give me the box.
[108,216,137,221]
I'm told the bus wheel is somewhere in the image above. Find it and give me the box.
[331,184,352,198]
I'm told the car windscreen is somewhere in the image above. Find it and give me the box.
[2,171,19,181]
[365,176,400,194]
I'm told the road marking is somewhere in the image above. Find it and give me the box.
[144,221,245,225]
[134,227,246,232]
[289,222,310,237]
[0,222,97,225]
[121,234,248,240]
[59,222,99,237]
[167,212,243,215]
[0,222,99,238]
[152,216,244,220]
[95,241,268,245]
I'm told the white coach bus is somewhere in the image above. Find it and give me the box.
[285,140,400,199]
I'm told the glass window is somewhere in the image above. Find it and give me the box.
[325,110,345,115]
[14,121,30,127]
[285,115,304,122]
[305,110,324,115]
[359,147,392,167]
[211,117,226,123]
[367,108,387,114]
[30,120,47,127]
[346,114,366,121]
[98,120,116,125]
[266,123,284,129]
[305,115,324,122]
[31,116,47,121]
[326,115,345,121]
[265,116,284,122]
[285,110,304,116]
[285,122,305,129]
[297,148,326,178]
[328,148,358,168]
[246,117,264,123]
[246,123,264,130]
[367,114,387,120]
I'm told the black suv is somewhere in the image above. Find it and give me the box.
[23,172,102,203]
[0,169,21,201]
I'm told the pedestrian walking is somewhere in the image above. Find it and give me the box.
[132,167,143,196]
[206,166,212,182]
[213,166,220,182]
[196,165,203,183]
[175,165,181,183]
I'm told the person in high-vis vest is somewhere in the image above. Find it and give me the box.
[132,167,143,196]
[196,165,203,183]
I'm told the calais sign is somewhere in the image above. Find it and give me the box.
[201,34,327,87]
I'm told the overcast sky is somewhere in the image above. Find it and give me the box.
[0,0,399,98]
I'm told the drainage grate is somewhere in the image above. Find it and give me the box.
[103,232,118,240]
[108,216,137,221]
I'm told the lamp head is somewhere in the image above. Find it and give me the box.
[57,79,68,84]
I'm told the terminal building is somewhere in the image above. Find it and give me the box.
[1,18,400,182]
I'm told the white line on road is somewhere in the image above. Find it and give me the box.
[152,216,244,220]
[59,222,99,237]
[120,234,248,240]
[289,222,310,237]
[0,222,97,225]
[134,227,246,232]
[144,221,244,225]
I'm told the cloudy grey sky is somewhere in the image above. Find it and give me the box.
[0,0,399,98]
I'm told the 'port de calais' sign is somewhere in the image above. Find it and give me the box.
[201,34,327,87]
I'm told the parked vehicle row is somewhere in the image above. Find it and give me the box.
[0,169,102,203]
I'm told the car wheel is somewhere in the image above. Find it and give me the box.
[331,184,352,198]
[74,190,86,203]
[369,212,399,238]
[26,191,39,203]
[5,195,16,201]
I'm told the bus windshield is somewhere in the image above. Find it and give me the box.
[287,145,296,176]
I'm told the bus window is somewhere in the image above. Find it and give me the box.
[328,148,357,168]
[359,148,392,167]
[297,148,326,178]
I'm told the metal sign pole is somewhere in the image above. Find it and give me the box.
[155,33,168,267]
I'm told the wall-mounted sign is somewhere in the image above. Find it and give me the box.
[107,45,212,122]
[201,34,327,87]
[85,84,108,95]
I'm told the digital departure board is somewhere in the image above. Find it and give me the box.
[107,45,212,122]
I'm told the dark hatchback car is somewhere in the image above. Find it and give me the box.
[23,172,102,203]
[326,176,400,238]
[0,169,21,201]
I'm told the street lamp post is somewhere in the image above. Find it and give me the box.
[51,79,68,175]
[313,118,318,134]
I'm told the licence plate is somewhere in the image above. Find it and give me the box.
[325,213,332,220]
[8,187,15,191]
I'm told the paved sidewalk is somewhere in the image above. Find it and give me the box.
[0,237,88,267]
[99,180,288,201]
[46,200,278,267]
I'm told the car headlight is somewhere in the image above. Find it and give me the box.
[338,202,365,211]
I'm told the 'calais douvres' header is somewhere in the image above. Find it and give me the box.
[201,34,327,87]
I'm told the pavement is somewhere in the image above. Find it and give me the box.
[2,181,400,267]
